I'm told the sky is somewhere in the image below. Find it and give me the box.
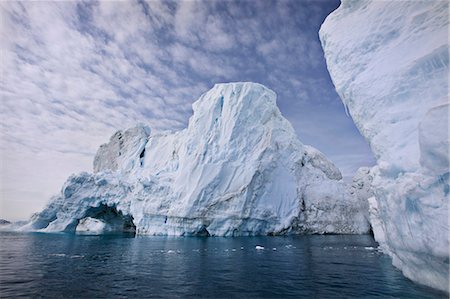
[0,0,375,221]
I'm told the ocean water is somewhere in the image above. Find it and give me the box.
[0,232,445,298]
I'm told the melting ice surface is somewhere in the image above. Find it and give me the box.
[320,0,449,292]
[0,232,446,298]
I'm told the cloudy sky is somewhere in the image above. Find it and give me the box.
[1,0,374,221]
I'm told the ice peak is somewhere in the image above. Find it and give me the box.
[93,124,150,173]
[188,82,282,146]
[194,82,277,113]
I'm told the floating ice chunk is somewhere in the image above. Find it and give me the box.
[255,245,264,250]
[75,217,107,234]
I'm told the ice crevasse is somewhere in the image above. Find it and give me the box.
[320,0,449,292]
[23,82,369,237]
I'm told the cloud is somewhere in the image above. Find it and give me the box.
[0,0,374,220]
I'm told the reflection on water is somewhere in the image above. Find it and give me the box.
[0,232,445,298]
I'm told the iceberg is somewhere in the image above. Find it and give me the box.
[348,167,374,224]
[75,217,108,234]
[23,82,369,237]
[320,0,449,292]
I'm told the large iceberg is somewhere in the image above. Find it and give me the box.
[320,0,449,292]
[24,82,369,236]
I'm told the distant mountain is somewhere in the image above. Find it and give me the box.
[0,219,11,225]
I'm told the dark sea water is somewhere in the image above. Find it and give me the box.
[0,232,445,298]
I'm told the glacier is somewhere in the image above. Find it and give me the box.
[320,0,449,292]
[23,82,369,237]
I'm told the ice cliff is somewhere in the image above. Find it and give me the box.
[320,0,449,292]
[24,82,369,236]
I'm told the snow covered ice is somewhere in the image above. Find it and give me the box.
[320,0,449,292]
[23,82,369,237]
